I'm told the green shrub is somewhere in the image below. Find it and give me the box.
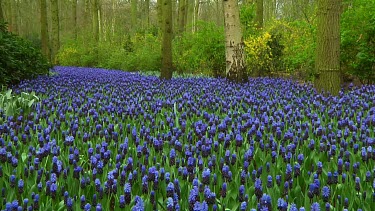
[0,22,50,86]
[341,0,375,84]
[173,21,226,77]
[58,33,161,72]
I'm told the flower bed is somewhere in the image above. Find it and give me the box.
[0,66,374,210]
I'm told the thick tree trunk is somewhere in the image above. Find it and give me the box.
[72,0,77,40]
[223,0,247,82]
[255,0,263,28]
[51,0,60,64]
[40,0,50,61]
[314,0,342,96]
[160,0,173,80]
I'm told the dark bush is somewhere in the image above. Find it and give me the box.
[0,22,50,86]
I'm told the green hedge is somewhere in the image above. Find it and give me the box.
[0,22,50,86]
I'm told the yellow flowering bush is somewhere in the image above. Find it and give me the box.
[56,46,80,66]
[244,31,274,76]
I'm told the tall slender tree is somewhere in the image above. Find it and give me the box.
[51,0,60,63]
[144,0,150,29]
[84,0,91,32]
[72,0,77,40]
[157,0,163,30]
[160,0,173,79]
[10,0,18,33]
[40,0,50,61]
[92,0,99,42]
[186,0,194,32]
[194,0,200,32]
[223,0,247,82]
[131,0,137,33]
[177,0,186,34]
[314,0,342,95]
[255,0,263,28]
[0,0,4,22]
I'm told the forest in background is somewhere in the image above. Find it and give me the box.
[0,0,374,84]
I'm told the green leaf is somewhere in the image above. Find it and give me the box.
[28,99,35,108]
[21,153,27,162]
[5,89,12,99]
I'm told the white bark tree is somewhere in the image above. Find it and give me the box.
[223,0,247,82]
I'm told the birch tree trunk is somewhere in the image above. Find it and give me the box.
[223,0,247,82]
[51,0,60,64]
[314,0,342,95]
[160,0,173,79]
[40,0,50,61]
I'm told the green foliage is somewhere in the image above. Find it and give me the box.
[0,22,50,86]
[57,33,161,72]
[243,19,316,79]
[276,20,316,80]
[239,3,257,37]
[244,29,285,77]
[0,87,39,117]
[341,0,375,84]
[173,21,226,77]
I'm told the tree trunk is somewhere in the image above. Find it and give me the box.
[178,0,186,34]
[5,0,12,30]
[314,0,342,96]
[157,0,163,30]
[0,0,4,22]
[51,0,60,64]
[72,0,77,40]
[131,0,137,33]
[10,0,18,33]
[144,0,150,29]
[215,0,223,27]
[84,0,91,32]
[160,0,173,79]
[111,0,116,42]
[193,0,200,32]
[186,0,194,32]
[40,0,50,61]
[255,0,263,28]
[92,0,99,42]
[223,0,247,82]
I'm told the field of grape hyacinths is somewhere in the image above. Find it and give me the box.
[1,66,375,211]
